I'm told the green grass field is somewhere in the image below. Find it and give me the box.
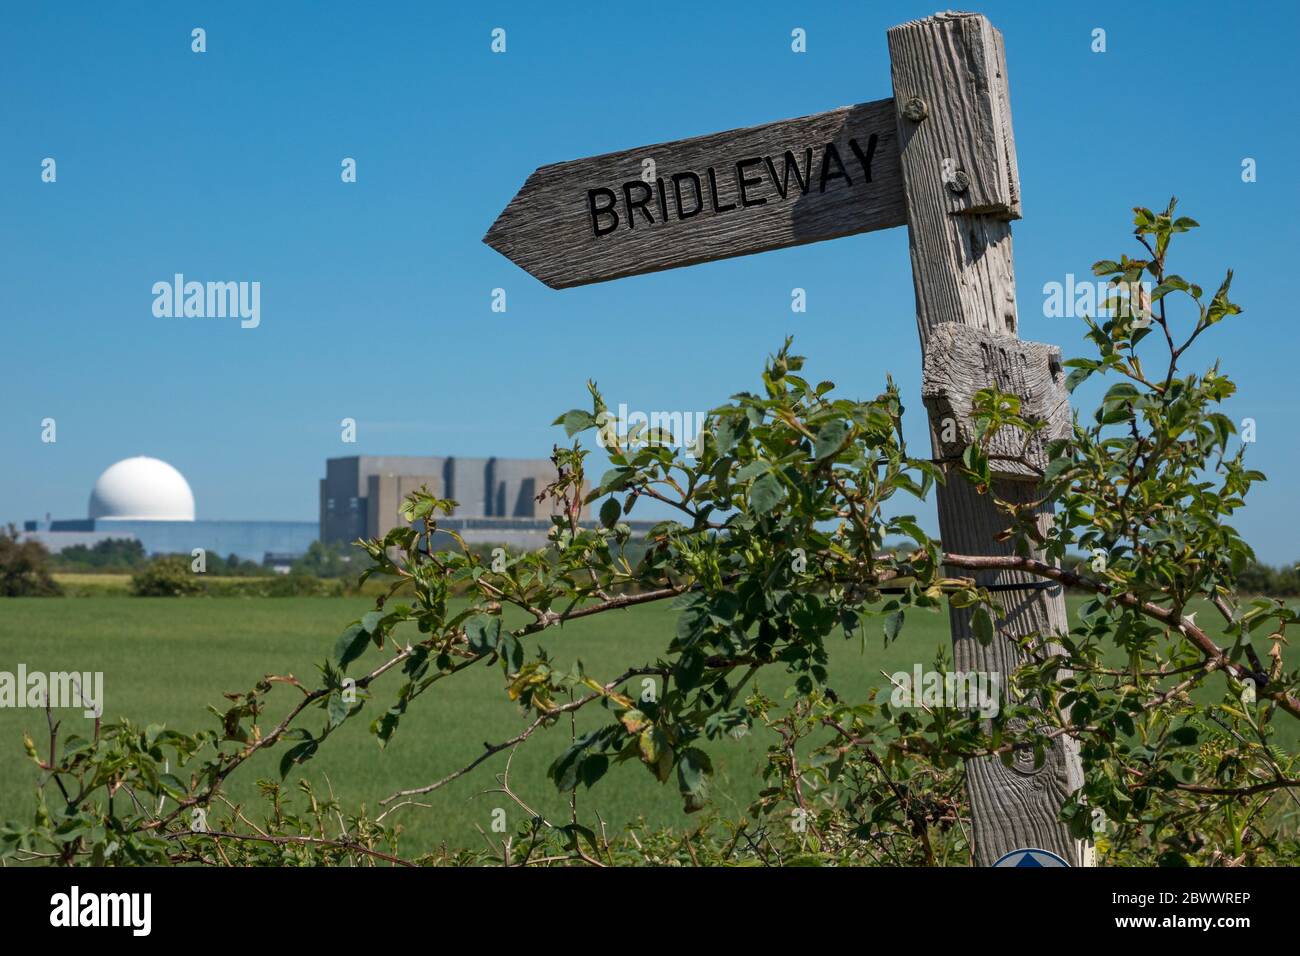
[0,596,957,854]
[0,595,1289,857]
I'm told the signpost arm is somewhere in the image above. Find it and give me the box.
[888,12,1090,866]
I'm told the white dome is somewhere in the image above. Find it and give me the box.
[89,457,195,521]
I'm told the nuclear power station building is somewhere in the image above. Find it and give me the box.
[23,456,317,563]
[23,453,580,565]
[319,455,578,547]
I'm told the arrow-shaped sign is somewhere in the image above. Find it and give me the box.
[484,98,906,288]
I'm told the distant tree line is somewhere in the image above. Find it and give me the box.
[0,530,379,597]
[45,537,367,579]
[9,524,1299,599]
[1231,561,1300,597]
[49,538,268,576]
[1058,554,1300,597]
[288,540,366,578]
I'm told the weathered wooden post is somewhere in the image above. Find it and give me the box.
[888,12,1088,866]
[484,9,1089,866]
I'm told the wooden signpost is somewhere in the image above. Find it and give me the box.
[486,11,1090,867]
[485,100,907,289]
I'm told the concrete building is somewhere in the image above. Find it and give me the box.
[320,455,575,546]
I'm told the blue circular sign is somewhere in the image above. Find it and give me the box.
[992,848,1070,867]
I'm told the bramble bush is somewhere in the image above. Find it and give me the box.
[0,525,62,598]
[4,202,1298,866]
[124,555,345,597]
[129,556,204,597]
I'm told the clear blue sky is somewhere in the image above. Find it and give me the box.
[3,1,1297,562]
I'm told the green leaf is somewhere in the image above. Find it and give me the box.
[1043,456,1073,482]
[674,599,708,650]
[578,754,609,789]
[279,739,318,779]
[548,728,612,792]
[1065,367,1093,393]
[971,606,995,646]
[1101,382,1140,404]
[750,472,786,515]
[597,467,633,494]
[813,419,849,460]
[466,615,502,656]
[677,747,713,813]
[499,631,524,671]
[599,497,621,529]
[332,624,369,671]
[327,691,350,730]
[883,611,905,643]
[639,726,673,782]
[556,409,596,437]
[674,650,706,691]
[716,417,745,455]
[157,773,188,800]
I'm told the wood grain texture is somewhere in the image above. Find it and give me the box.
[936,477,1087,867]
[889,13,1021,350]
[484,100,907,288]
[921,325,1069,479]
[889,11,1089,867]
